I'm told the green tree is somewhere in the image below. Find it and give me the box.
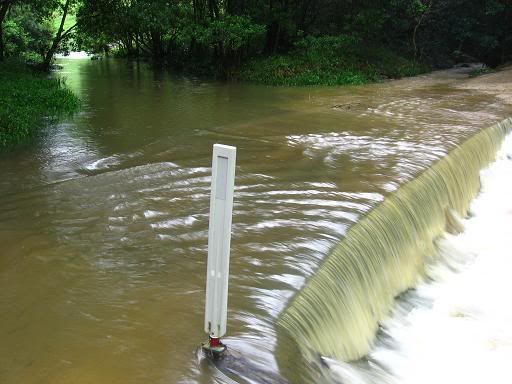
[0,0,15,60]
[72,0,512,75]
[42,0,79,69]
[3,4,53,61]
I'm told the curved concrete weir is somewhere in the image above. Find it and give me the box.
[276,118,512,383]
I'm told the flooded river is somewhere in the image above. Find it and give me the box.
[1,58,511,383]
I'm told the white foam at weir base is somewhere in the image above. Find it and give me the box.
[330,132,512,384]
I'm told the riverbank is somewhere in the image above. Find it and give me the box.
[98,36,429,86]
[239,36,429,86]
[0,61,79,150]
[457,64,512,106]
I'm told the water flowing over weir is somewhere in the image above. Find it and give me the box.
[276,118,512,383]
[3,59,512,383]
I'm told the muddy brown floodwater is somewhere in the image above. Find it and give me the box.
[1,59,511,384]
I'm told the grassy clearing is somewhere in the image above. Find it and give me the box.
[0,60,79,149]
[240,36,429,86]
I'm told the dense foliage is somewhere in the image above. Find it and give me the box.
[240,35,429,86]
[1,0,78,68]
[0,1,510,148]
[1,0,511,78]
[75,0,512,78]
[0,60,79,148]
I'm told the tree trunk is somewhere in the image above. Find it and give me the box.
[150,30,163,60]
[273,23,281,54]
[0,20,4,62]
[43,0,71,70]
[0,2,11,62]
[412,0,432,61]
[208,0,219,19]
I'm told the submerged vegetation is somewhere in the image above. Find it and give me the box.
[74,0,512,83]
[0,1,79,149]
[0,61,79,149]
[240,36,429,86]
[0,0,511,147]
[1,1,512,84]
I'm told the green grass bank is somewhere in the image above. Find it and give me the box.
[240,36,429,86]
[0,61,79,149]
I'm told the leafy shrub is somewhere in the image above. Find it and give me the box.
[3,5,53,62]
[240,35,429,86]
[0,61,79,149]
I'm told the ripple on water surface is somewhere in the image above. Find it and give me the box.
[1,59,512,383]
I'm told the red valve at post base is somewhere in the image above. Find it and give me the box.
[209,337,222,348]
[202,335,227,356]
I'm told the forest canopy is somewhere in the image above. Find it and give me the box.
[1,0,511,77]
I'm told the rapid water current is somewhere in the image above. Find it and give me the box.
[1,57,511,383]
[324,132,512,384]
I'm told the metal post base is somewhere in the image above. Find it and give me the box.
[202,337,227,358]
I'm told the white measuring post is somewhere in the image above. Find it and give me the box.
[203,144,236,355]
